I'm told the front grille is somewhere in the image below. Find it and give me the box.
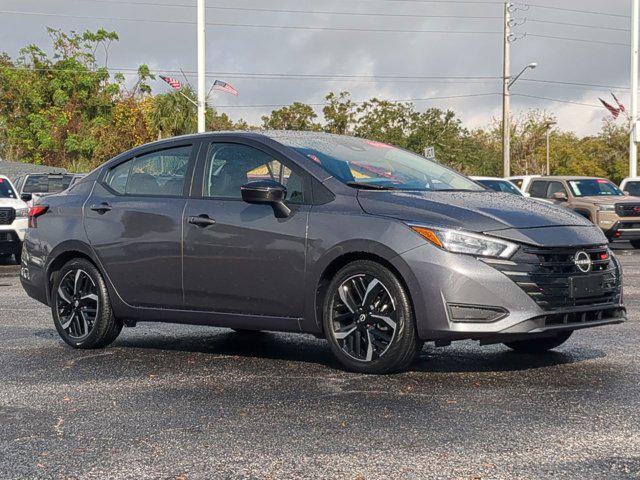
[543,307,625,327]
[0,208,15,225]
[615,203,640,217]
[486,245,621,311]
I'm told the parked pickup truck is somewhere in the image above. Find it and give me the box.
[525,176,640,248]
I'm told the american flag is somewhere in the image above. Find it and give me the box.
[160,75,183,91]
[213,80,239,96]
[599,98,620,119]
[611,93,626,113]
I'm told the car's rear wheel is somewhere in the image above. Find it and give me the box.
[630,240,640,249]
[51,258,122,349]
[503,331,572,353]
[323,260,421,374]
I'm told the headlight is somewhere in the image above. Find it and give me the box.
[410,225,519,259]
[599,205,616,211]
[14,208,29,217]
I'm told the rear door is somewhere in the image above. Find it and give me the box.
[182,140,310,318]
[84,142,197,309]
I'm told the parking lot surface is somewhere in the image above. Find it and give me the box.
[1,248,640,479]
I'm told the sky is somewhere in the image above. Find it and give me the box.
[0,0,633,135]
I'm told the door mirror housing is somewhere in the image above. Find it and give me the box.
[623,190,631,195]
[551,191,568,202]
[20,193,32,202]
[241,180,291,218]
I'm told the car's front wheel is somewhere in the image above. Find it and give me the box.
[503,331,572,353]
[51,258,122,349]
[323,260,421,374]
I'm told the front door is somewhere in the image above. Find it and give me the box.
[183,141,309,318]
[84,143,196,309]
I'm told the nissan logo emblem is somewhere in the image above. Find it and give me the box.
[574,251,592,273]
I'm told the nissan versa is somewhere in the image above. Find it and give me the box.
[20,132,626,373]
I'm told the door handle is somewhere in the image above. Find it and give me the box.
[188,214,216,227]
[90,202,112,214]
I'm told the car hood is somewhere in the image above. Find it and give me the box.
[0,197,27,209]
[357,190,593,232]
[577,195,640,204]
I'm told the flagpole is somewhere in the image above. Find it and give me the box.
[631,0,638,177]
[197,0,206,133]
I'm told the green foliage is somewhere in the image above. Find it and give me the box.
[262,102,321,131]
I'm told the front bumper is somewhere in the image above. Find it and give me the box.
[399,243,626,342]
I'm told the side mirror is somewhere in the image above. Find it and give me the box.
[241,180,291,218]
[552,191,568,202]
[623,190,631,196]
[20,193,32,202]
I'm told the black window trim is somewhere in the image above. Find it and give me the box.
[193,139,315,205]
[529,180,550,199]
[99,141,200,199]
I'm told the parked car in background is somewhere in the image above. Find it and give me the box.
[13,173,76,206]
[525,176,640,247]
[507,175,542,195]
[471,177,525,196]
[20,132,625,373]
[0,175,28,264]
[620,177,640,196]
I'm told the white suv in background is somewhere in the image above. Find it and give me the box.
[0,175,29,264]
[620,177,640,196]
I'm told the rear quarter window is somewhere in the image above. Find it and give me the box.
[529,181,549,198]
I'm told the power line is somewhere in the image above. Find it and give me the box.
[521,3,629,19]
[56,0,503,20]
[523,79,629,91]
[512,93,601,108]
[524,33,628,47]
[525,18,630,33]
[215,92,501,108]
[0,10,502,34]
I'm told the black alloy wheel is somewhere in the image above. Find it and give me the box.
[52,258,122,348]
[323,260,421,374]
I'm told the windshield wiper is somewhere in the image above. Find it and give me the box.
[346,181,396,190]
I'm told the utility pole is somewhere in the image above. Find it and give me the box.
[502,2,511,178]
[631,0,639,177]
[197,0,206,133]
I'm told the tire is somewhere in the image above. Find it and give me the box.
[504,331,572,353]
[51,258,122,349]
[630,240,640,249]
[13,246,22,265]
[322,260,421,374]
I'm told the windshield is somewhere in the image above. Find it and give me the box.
[22,174,74,194]
[272,133,483,192]
[568,179,623,197]
[476,179,523,196]
[0,178,17,199]
[624,181,640,196]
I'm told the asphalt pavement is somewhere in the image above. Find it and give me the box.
[1,247,640,479]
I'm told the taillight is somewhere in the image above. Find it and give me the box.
[28,205,48,228]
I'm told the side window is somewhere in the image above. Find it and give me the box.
[105,145,192,196]
[546,181,567,199]
[529,181,549,198]
[203,143,307,204]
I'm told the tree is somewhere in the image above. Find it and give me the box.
[323,91,356,134]
[261,102,321,131]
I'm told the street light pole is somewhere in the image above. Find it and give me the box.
[545,120,556,176]
[197,0,206,133]
[631,0,639,177]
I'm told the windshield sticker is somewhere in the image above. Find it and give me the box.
[366,140,394,149]
[570,182,581,196]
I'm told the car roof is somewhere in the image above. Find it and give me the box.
[530,176,606,181]
[471,176,511,181]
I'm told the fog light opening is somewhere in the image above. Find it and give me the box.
[447,304,508,323]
